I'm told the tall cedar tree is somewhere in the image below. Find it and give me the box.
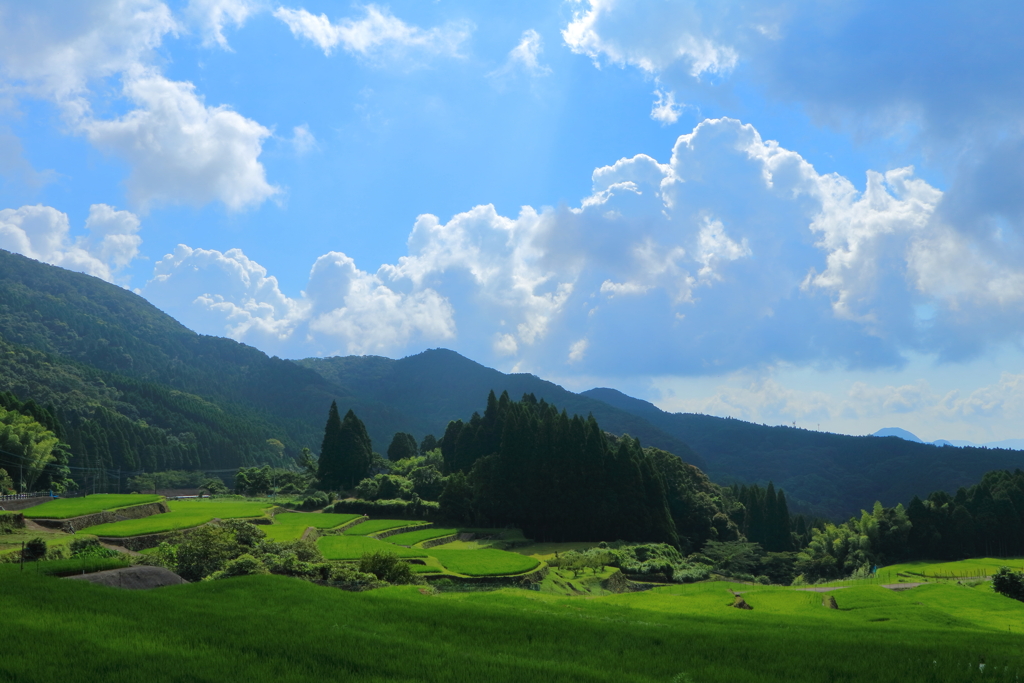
[317,402,345,490]
[337,408,373,489]
[318,403,374,491]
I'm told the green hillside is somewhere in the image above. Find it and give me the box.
[0,249,695,483]
[583,387,1024,519]
[295,351,706,468]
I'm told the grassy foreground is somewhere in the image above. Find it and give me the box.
[3,573,1023,682]
[21,494,163,519]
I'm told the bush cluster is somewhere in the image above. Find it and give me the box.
[141,519,384,589]
[325,497,439,519]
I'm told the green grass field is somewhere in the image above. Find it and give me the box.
[84,500,273,537]
[0,555,130,576]
[2,571,1024,682]
[880,557,1024,581]
[317,535,427,560]
[428,549,540,577]
[341,519,427,536]
[386,527,458,546]
[21,494,164,519]
[261,513,361,541]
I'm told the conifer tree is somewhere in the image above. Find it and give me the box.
[337,408,373,490]
[317,401,344,490]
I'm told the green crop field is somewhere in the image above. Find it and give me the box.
[21,494,164,519]
[317,535,427,560]
[84,500,272,537]
[386,527,458,546]
[261,513,361,541]
[429,549,540,577]
[0,555,130,577]
[3,572,1024,682]
[342,519,426,536]
[879,557,1024,582]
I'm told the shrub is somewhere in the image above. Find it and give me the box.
[208,553,269,580]
[672,565,712,583]
[359,550,414,584]
[328,564,386,591]
[69,538,118,559]
[296,491,329,511]
[21,537,47,561]
[325,498,438,519]
[993,567,1024,602]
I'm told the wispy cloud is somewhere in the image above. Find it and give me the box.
[273,4,471,62]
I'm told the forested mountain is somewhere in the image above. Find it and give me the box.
[583,387,1024,519]
[295,352,706,468]
[6,247,1021,521]
[0,249,697,484]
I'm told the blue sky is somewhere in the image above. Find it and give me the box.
[1,0,1023,444]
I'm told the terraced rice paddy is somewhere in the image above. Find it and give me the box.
[880,557,1024,582]
[317,534,427,560]
[428,549,540,577]
[385,527,458,546]
[342,519,426,536]
[21,494,163,519]
[84,499,273,537]
[261,513,361,541]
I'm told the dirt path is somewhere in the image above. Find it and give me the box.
[100,541,143,557]
[22,519,54,534]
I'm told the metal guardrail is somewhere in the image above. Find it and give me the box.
[0,492,52,503]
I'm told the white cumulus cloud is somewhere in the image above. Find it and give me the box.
[0,204,141,282]
[140,117,1024,376]
[0,2,278,213]
[81,72,278,212]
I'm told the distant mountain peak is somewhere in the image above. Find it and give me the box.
[872,427,924,443]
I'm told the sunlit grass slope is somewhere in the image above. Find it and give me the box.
[342,519,426,536]
[3,573,1024,682]
[261,513,361,542]
[317,535,427,560]
[429,549,540,577]
[386,527,458,546]
[881,558,1024,581]
[85,499,272,537]
[22,494,163,519]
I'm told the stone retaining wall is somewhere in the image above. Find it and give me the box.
[371,522,434,540]
[34,501,169,533]
[420,534,457,549]
[0,496,50,512]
